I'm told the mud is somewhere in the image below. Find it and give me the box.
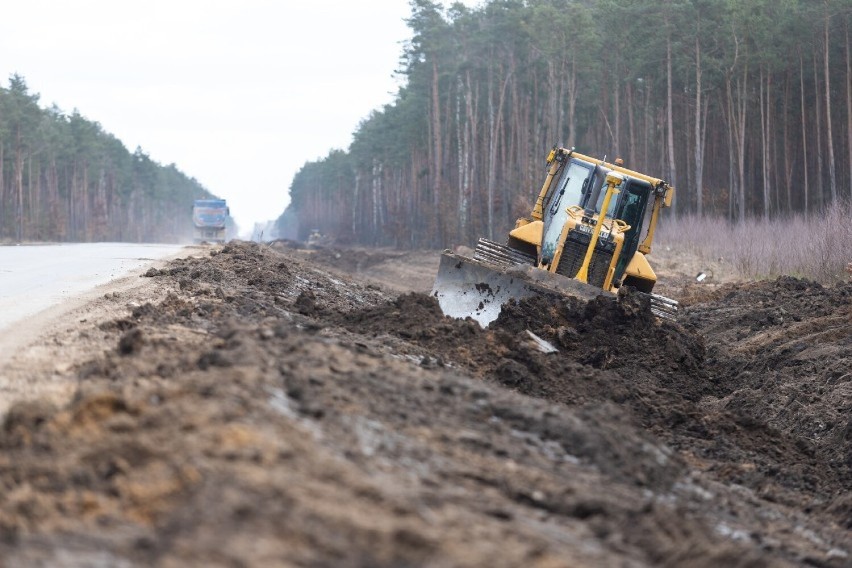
[0,241,849,567]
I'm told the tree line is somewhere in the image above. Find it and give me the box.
[278,0,852,249]
[0,75,214,243]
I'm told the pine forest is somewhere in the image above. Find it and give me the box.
[0,75,213,243]
[279,0,852,249]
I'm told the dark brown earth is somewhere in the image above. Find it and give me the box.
[0,241,849,567]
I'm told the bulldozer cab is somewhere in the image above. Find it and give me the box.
[431,147,677,327]
[542,155,658,288]
[540,156,652,271]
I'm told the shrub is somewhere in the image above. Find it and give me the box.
[656,201,852,284]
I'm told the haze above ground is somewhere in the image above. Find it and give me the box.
[0,1,478,237]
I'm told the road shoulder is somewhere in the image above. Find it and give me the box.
[0,249,194,417]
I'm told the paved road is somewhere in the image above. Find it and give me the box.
[0,243,186,331]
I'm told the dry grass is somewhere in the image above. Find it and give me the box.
[656,200,852,285]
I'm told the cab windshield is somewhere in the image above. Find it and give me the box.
[541,159,593,264]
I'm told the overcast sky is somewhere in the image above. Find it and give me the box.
[0,1,470,236]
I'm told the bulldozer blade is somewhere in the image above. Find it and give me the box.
[431,252,605,327]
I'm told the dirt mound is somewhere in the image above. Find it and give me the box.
[314,247,406,273]
[0,242,848,566]
[683,277,852,507]
[339,292,448,334]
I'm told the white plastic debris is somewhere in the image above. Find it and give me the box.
[525,330,558,354]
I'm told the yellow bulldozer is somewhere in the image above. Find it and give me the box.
[432,146,678,326]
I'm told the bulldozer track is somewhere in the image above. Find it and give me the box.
[473,238,537,267]
[647,293,678,320]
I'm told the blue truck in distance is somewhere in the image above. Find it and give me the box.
[192,199,229,243]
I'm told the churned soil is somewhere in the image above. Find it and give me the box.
[0,241,848,567]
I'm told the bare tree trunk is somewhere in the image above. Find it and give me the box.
[694,35,704,216]
[801,51,810,213]
[666,35,678,217]
[768,71,776,215]
[685,86,693,209]
[728,62,749,222]
[352,172,360,238]
[486,64,512,240]
[0,143,4,235]
[759,68,771,219]
[567,54,577,147]
[466,71,478,241]
[486,67,495,240]
[82,163,89,240]
[94,169,107,241]
[783,71,793,213]
[814,50,824,209]
[614,59,621,156]
[431,60,443,243]
[547,60,558,146]
[456,74,475,243]
[847,20,852,199]
[627,81,636,167]
[48,157,60,240]
[724,78,737,220]
[372,159,383,245]
[643,80,651,171]
[70,163,77,240]
[28,156,35,239]
[504,59,518,224]
[15,128,24,243]
[557,57,566,144]
[824,4,838,202]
